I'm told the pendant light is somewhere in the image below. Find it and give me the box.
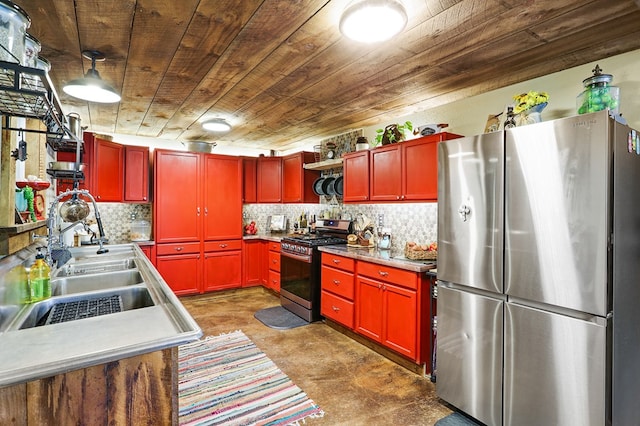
[202,118,232,132]
[339,0,408,43]
[63,50,121,103]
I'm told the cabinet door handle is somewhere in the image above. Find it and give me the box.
[332,306,340,312]
[333,279,341,285]
[332,259,341,264]
[197,207,201,216]
[205,207,208,215]
[396,195,401,200]
[175,247,183,251]
[220,243,227,248]
[378,271,389,277]
[382,285,387,291]
[272,259,277,264]
[143,196,147,201]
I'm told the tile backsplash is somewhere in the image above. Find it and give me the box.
[243,201,437,251]
[96,203,152,243]
[94,201,437,250]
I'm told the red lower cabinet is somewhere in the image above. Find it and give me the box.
[155,253,201,296]
[321,253,356,329]
[353,260,428,364]
[242,240,263,287]
[203,240,242,291]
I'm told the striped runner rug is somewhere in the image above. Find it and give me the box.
[178,330,324,426]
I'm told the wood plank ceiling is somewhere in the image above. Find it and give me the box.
[14,0,640,151]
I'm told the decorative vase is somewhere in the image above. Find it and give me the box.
[516,102,547,126]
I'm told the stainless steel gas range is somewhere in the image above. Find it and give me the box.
[280,219,352,322]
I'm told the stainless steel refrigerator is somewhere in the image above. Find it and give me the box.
[436,110,640,426]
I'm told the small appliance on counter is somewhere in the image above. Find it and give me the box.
[267,214,287,233]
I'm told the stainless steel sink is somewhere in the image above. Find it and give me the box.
[51,269,144,295]
[15,286,155,330]
[54,257,137,277]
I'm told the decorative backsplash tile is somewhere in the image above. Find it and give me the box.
[95,203,152,244]
[243,201,437,251]
[93,200,437,250]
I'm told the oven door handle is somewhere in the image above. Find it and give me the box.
[281,250,312,264]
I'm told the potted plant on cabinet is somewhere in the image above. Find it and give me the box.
[374,121,413,146]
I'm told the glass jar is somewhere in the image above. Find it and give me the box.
[130,219,151,241]
[577,65,619,115]
[0,0,31,63]
[23,32,39,67]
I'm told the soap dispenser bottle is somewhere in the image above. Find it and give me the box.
[29,248,51,302]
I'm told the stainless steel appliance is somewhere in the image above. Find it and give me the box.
[280,219,352,322]
[436,110,640,425]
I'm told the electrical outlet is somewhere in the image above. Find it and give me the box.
[378,214,384,228]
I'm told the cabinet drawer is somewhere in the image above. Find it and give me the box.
[267,269,280,292]
[357,261,417,290]
[321,253,355,272]
[321,266,354,300]
[204,239,242,252]
[156,242,200,256]
[268,241,281,252]
[321,290,354,329]
[268,250,281,271]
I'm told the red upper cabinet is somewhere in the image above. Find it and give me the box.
[92,137,124,202]
[124,145,149,202]
[343,150,370,202]
[369,132,463,202]
[282,151,319,203]
[203,154,243,240]
[154,149,201,243]
[369,144,401,202]
[242,157,257,203]
[257,156,282,203]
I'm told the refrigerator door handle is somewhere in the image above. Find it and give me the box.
[457,203,471,222]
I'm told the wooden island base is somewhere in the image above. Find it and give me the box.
[0,347,178,425]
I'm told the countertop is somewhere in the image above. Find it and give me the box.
[319,245,437,273]
[243,233,286,242]
[0,244,202,387]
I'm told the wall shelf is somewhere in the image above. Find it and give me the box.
[303,158,343,171]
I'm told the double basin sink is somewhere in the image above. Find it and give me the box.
[4,247,155,332]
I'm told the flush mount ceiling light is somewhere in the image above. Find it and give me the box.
[63,50,121,103]
[202,118,232,133]
[339,0,408,43]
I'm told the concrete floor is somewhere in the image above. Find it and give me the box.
[179,286,453,426]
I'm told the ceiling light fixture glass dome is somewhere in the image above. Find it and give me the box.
[202,118,232,132]
[339,0,408,43]
[63,50,121,103]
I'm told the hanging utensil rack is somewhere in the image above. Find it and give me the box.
[0,60,82,153]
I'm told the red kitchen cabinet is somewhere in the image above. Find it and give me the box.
[203,240,242,291]
[137,243,156,265]
[257,156,282,203]
[154,149,201,243]
[342,150,369,202]
[155,252,201,296]
[282,151,319,203]
[203,154,243,241]
[356,261,420,361]
[321,253,356,329]
[243,157,257,203]
[369,144,401,201]
[124,145,149,202]
[92,137,124,202]
[369,132,463,202]
[264,241,280,292]
[242,239,263,287]
[154,149,243,295]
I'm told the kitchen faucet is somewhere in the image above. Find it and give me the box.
[44,189,109,266]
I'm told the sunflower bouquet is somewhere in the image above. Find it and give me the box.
[513,91,549,114]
